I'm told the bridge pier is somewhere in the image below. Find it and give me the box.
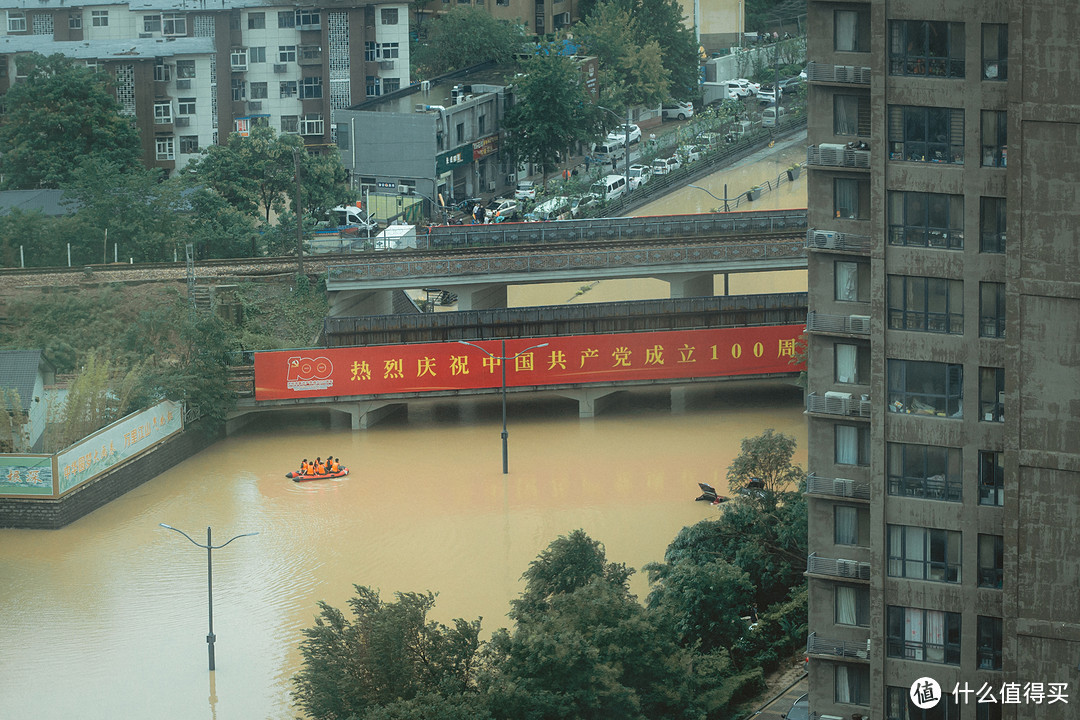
[557,388,624,418]
[666,272,715,299]
[335,400,406,430]
[329,289,394,317]
[446,283,507,311]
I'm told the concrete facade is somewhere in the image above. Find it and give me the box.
[805,1,1080,719]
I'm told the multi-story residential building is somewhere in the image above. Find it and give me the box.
[0,0,410,174]
[804,2,1080,719]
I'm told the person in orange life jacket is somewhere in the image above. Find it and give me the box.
[299,459,311,475]
[328,458,340,473]
[312,457,324,475]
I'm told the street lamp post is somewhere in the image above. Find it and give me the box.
[688,184,738,212]
[457,339,549,474]
[159,524,259,672]
[404,187,449,225]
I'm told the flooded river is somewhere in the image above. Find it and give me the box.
[0,140,810,720]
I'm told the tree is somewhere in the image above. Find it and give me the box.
[184,125,353,225]
[292,586,484,720]
[0,53,142,189]
[577,4,671,112]
[63,159,184,263]
[502,48,604,186]
[725,428,806,497]
[605,0,700,101]
[413,8,526,77]
[646,557,755,653]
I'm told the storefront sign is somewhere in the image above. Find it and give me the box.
[472,134,500,161]
[254,325,805,401]
[436,145,473,174]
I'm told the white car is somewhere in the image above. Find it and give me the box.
[514,180,536,201]
[627,164,653,190]
[651,156,682,175]
[662,101,695,121]
[679,145,703,163]
[757,85,782,104]
[606,123,642,145]
[570,193,602,218]
[721,80,755,99]
[485,197,519,220]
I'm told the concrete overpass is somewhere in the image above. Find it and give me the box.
[326,209,808,315]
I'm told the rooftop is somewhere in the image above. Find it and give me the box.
[0,35,215,59]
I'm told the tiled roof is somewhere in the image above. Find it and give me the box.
[0,189,76,217]
[0,350,52,411]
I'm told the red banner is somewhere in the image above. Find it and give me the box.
[253,325,805,402]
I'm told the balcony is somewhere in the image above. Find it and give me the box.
[806,631,870,661]
[807,392,871,417]
[807,143,871,169]
[807,552,871,580]
[807,228,871,254]
[806,61,871,85]
[806,311,870,335]
[807,473,870,500]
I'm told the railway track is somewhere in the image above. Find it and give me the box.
[1,230,805,289]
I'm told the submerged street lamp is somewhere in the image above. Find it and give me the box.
[159,524,259,672]
[457,340,549,474]
[688,184,739,212]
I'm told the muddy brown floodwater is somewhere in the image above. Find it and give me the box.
[0,141,810,720]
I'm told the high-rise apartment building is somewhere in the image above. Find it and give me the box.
[804,2,1080,719]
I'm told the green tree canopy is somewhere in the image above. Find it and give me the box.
[291,586,483,720]
[725,427,805,497]
[183,125,353,224]
[502,48,604,184]
[577,4,671,113]
[602,0,700,100]
[646,557,755,653]
[0,53,142,189]
[412,8,526,77]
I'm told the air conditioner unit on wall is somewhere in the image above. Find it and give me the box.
[397,185,411,194]
[486,181,496,192]
[176,78,191,90]
[849,315,871,333]
[274,64,287,73]
[174,116,190,127]
[379,60,394,70]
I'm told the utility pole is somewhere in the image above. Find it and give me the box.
[293,149,304,276]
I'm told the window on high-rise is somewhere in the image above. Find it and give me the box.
[155,137,175,161]
[162,13,186,35]
[887,443,962,501]
[177,97,196,115]
[979,282,1006,338]
[887,360,963,417]
[889,21,965,77]
[834,8,870,52]
[982,24,1008,80]
[977,616,1003,670]
[888,275,964,334]
[834,178,870,219]
[300,76,323,99]
[835,585,870,626]
[176,60,196,78]
[143,14,161,33]
[248,12,265,29]
[834,342,869,385]
[835,505,869,546]
[835,665,870,705]
[279,45,296,63]
[231,78,246,101]
[888,106,964,163]
[250,82,268,99]
[383,78,401,93]
[887,191,964,249]
[979,367,1005,422]
[981,110,1007,167]
[91,10,108,26]
[887,686,961,719]
[153,102,173,124]
[179,136,199,154]
[278,10,294,28]
[887,607,961,665]
[978,534,1003,588]
[979,450,1004,506]
[888,525,962,583]
[835,260,869,302]
[835,424,869,466]
[834,94,870,136]
[381,8,399,24]
[980,196,1007,253]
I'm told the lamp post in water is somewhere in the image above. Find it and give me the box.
[457,340,549,474]
[159,524,259,672]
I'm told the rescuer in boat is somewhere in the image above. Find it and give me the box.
[298,459,311,476]
[328,458,341,473]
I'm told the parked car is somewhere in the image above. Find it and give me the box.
[514,180,537,201]
[590,174,628,202]
[606,123,642,145]
[761,106,788,127]
[485,197,519,220]
[778,76,803,92]
[651,156,682,175]
[679,145,703,163]
[757,84,782,104]
[780,693,809,720]
[524,196,570,222]
[453,196,483,213]
[721,80,754,99]
[662,101,695,121]
[627,164,653,189]
[570,193,602,218]
[731,78,760,95]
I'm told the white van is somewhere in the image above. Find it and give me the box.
[762,106,787,127]
[591,174,627,201]
[591,140,623,163]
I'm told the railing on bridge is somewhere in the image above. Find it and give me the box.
[421,208,807,250]
[322,292,808,347]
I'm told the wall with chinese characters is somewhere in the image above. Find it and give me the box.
[254,326,806,402]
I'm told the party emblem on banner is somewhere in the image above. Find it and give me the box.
[286,356,335,393]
